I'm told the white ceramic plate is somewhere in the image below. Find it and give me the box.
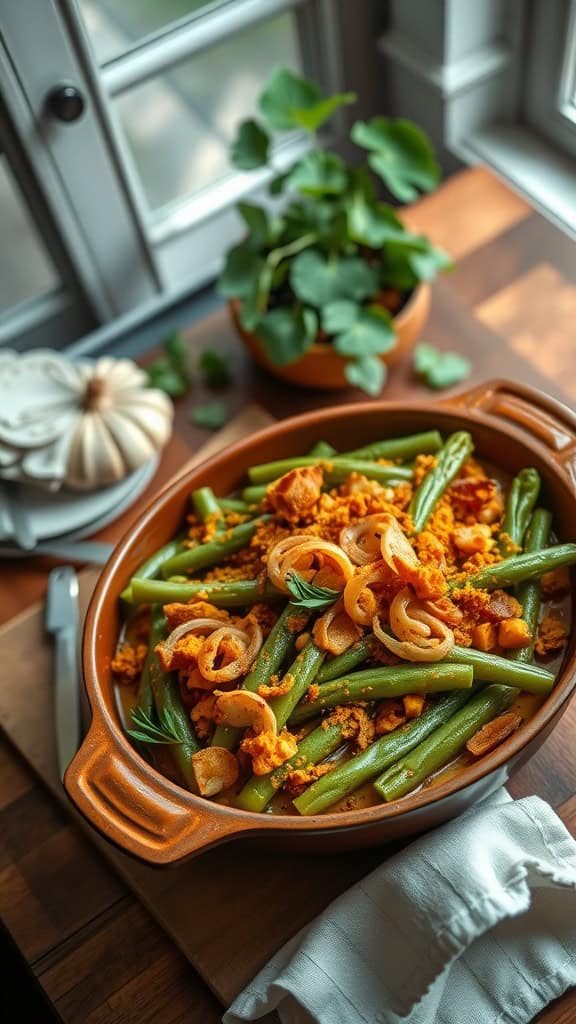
[0,455,160,547]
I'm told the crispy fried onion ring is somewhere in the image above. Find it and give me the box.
[379,514,419,574]
[343,561,391,627]
[339,514,390,566]
[159,617,229,669]
[313,598,362,655]
[374,586,454,662]
[267,534,353,592]
[197,622,263,683]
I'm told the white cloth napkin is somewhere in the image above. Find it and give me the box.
[224,792,576,1024]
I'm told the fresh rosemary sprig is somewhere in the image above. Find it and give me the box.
[127,706,183,745]
[285,571,340,610]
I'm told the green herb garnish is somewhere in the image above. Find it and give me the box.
[285,572,340,610]
[127,706,183,746]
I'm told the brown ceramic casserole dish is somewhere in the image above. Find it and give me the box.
[65,380,576,865]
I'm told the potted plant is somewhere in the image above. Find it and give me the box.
[218,67,451,396]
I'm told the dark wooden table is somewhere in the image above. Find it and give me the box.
[1,167,576,1023]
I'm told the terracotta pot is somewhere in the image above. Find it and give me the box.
[231,282,431,390]
[65,380,576,866]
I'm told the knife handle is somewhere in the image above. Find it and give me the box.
[54,626,81,782]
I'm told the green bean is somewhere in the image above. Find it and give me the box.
[309,440,337,458]
[316,637,374,683]
[270,641,326,729]
[499,468,540,555]
[120,538,185,602]
[457,543,576,592]
[289,664,473,726]
[130,577,283,607]
[294,689,473,816]
[344,430,443,462]
[159,516,270,578]
[242,484,268,505]
[512,508,552,663]
[409,431,474,533]
[445,645,554,693]
[147,614,200,790]
[191,486,224,530]
[217,497,254,515]
[236,717,346,813]
[135,604,166,718]
[211,603,307,750]
[248,457,413,486]
[374,684,514,801]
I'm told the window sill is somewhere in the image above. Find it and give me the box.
[457,123,576,240]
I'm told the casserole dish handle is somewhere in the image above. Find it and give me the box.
[441,379,576,486]
[64,725,264,864]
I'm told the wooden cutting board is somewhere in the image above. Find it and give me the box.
[0,404,387,1006]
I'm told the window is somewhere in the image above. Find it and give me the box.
[381,0,576,238]
[1,0,353,350]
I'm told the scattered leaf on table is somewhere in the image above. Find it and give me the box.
[230,119,270,169]
[413,343,471,390]
[190,401,228,430]
[345,355,387,396]
[199,349,231,387]
[146,331,190,396]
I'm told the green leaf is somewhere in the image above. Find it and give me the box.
[285,572,340,610]
[256,307,317,366]
[413,343,471,390]
[290,251,378,307]
[217,244,263,298]
[345,355,387,396]
[146,332,190,397]
[190,400,229,430]
[321,300,359,333]
[230,119,270,169]
[239,262,273,332]
[408,243,453,281]
[258,67,355,132]
[237,202,272,250]
[380,235,452,289]
[287,151,347,197]
[292,92,357,131]
[127,707,182,746]
[146,361,188,398]
[269,171,288,196]
[198,349,230,388]
[351,117,440,202]
[334,306,396,357]
[346,191,405,248]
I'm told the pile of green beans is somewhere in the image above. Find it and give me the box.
[115,428,571,819]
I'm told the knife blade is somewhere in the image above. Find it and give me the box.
[45,566,81,781]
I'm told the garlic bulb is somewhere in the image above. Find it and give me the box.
[60,357,173,490]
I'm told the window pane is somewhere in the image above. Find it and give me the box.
[112,13,299,213]
[0,154,58,315]
[79,0,231,65]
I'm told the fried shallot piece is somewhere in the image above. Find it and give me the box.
[267,465,323,521]
[466,712,522,757]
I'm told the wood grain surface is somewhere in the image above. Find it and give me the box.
[1,167,575,1023]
